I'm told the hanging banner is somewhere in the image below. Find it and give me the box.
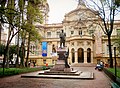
[42,42,47,57]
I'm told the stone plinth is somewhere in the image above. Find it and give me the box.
[50,63,65,71]
[64,68,72,72]
[50,47,70,71]
[57,47,67,60]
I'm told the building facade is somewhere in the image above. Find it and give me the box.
[29,1,120,66]
[0,29,7,45]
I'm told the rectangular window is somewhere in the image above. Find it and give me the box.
[57,31,60,38]
[71,31,74,35]
[47,32,51,38]
[79,30,82,36]
[97,59,100,64]
[52,60,54,64]
[43,60,46,64]
[117,29,120,35]
[89,30,94,35]
[55,60,57,64]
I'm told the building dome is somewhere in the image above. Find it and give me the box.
[63,0,98,23]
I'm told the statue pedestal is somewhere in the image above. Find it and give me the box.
[50,47,71,72]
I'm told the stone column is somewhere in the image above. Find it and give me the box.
[69,52,72,64]
[47,42,52,57]
[84,51,87,63]
[75,51,78,63]
[40,42,42,56]
[91,51,94,63]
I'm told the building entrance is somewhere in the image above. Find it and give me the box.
[78,48,84,63]
[87,48,91,63]
[71,48,75,63]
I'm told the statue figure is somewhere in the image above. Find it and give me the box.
[59,30,66,48]
[64,48,70,68]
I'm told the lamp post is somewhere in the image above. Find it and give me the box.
[114,47,117,81]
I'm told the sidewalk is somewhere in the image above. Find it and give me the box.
[0,67,111,88]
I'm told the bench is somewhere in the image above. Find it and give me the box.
[111,82,120,88]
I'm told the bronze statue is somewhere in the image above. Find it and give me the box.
[59,30,66,48]
[65,48,70,68]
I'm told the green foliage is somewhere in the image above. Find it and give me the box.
[41,65,53,70]
[0,44,5,55]
[41,66,47,70]
[27,1,43,24]
[0,44,18,60]
[18,0,25,12]
[9,45,17,55]
[5,0,20,26]
[0,0,46,68]
[0,0,7,23]
[0,67,41,77]
[115,0,120,7]
[30,28,41,42]
[107,68,120,78]
[9,45,17,62]
[29,0,47,5]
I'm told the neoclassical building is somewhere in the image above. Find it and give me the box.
[29,1,120,66]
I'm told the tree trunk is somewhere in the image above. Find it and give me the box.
[6,46,10,68]
[6,24,12,68]
[25,33,30,67]
[3,44,9,75]
[108,34,113,68]
[0,23,2,44]
[16,33,19,67]
[20,41,25,67]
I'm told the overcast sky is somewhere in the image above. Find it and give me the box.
[47,0,78,24]
[47,0,120,24]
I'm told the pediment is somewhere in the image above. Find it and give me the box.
[63,6,98,23]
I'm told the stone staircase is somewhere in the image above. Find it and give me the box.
[39,70,82,76]
[71,63,96,67]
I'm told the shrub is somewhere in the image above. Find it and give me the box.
[0,67,41,77]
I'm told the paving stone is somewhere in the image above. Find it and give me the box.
[0,67,111,88]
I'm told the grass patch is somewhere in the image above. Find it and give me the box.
[0,67,41,77]
[107,68,120,78]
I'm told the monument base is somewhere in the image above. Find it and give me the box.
[64,68,72,72]
[50,60,72,72]
[50,47,71,72]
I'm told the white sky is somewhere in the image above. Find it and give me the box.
[47,0,78,24]
[47,0,120,24]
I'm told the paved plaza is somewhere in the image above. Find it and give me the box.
[0,67,111,88]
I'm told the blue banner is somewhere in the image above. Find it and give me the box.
[42,42,47,57]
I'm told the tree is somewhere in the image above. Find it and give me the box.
[9,45,17,65]
[1,0,21,75]
[25,0,44,67]
[0,44,17,65]
[0,0,46,74]
[0,0,7,44]
[0,44,5,56]
[4,0,21,68]
[85,0,120,68]
[17,0,26,67]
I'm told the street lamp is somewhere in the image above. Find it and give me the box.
[114,47,117,81]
